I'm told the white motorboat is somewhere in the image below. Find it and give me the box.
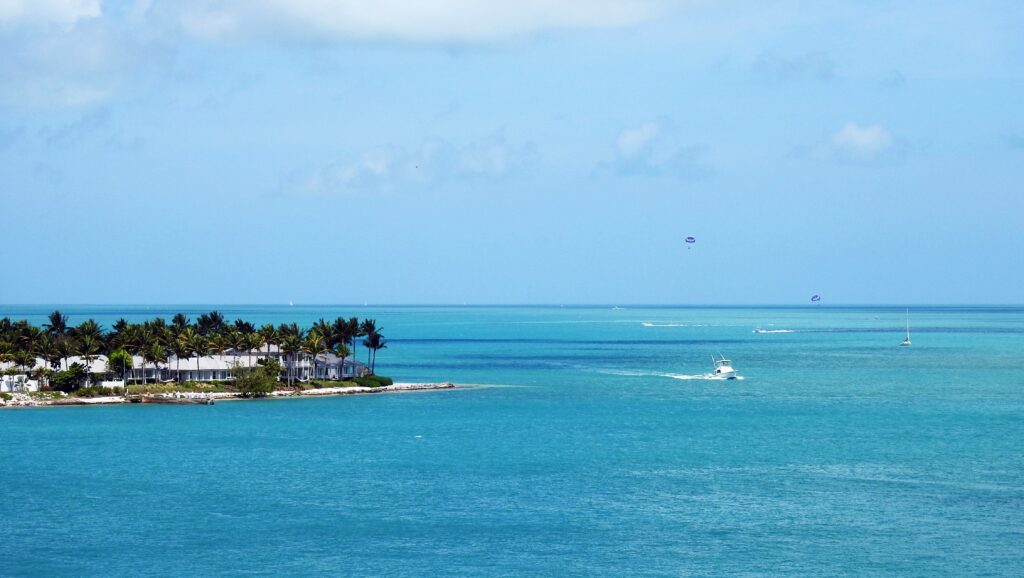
[711,355,739,379]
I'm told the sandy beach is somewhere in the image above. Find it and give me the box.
[0,382,459,408]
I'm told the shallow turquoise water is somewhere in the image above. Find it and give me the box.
[2,305,1023,576]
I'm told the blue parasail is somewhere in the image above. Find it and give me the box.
[684,236,696,244]
[811,294,821,302]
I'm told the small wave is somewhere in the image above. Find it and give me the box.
[641,322,689,327]
[753,329,797,333]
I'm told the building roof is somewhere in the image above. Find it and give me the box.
[165,355,259,371]
[314,353,367,367]
[64,355,110,374]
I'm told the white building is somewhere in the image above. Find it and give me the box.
[1,348,370,386]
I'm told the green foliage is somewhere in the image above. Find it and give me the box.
[353,376,392,388]
[0,393,11,401]
[256,356,283,377]
[51,363,88,393]
[72,386,122,398]
[107,349,133,374]
[127,382,229,395]
[234,366,276,398]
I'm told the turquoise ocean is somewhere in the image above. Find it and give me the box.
[1,305,1023,576]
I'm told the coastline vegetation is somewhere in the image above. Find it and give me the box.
[0,310,390,394]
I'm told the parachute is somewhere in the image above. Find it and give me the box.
[684,236,696,244]
[811,294,821,302]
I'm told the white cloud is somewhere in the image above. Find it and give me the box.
[0,0,101,27]
[177,0,675,43]
[284,133,537,196]
[828,122,894,159]
[600,121,711,178]
[616,122,660,158]
[0,18,133,108]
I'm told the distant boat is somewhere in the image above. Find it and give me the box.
[900,309,912,346]
[711,355,739,379]
[289,300,294,307]
[753,326,767,334]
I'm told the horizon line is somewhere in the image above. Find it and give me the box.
[2,303,1022,308]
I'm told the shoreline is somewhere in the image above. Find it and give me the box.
[0,382,461,408]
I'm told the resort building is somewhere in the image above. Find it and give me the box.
[313,352,369,380]
[0,349,368,389]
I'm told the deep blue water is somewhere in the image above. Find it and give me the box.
[2,305,1023,576]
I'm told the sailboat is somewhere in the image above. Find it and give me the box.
[900,309,911,346]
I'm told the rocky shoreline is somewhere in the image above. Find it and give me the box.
[0,382,459,408]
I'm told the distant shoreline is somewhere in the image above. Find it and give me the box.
[0,382,461,408]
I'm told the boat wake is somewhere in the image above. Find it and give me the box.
[753,329,797,333]
[665,373,745,381]
[591,368,743,381]
[641,322,698,327]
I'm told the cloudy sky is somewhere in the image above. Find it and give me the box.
[1,0,1022,304]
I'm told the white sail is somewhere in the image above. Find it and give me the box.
[901,309,911,346]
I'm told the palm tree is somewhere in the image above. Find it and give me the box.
[171,313,190,333]
[43,310,68,337]
[233,319,256,335]
[109,318,129,352]
[359,319,376,366]
[258,323,278,360]
[185,330,209,383]
[312,318,332,346]
[336,317,360,366]
[144,342,167,382]
[73,319,104,341]
[33,333,57,372]
[171,331,192,382]
[124,324,150,384]
[107,348,133,387]
[244,332,262,368]
[302,330,328,381]
[13,350,35,390]
[206,332,229,359]
[333,342,351,380]
[55,335,76,371]
[362,330,388,374]
[279,331,303,387]
[77,334,102,376]
[197,311,226,335]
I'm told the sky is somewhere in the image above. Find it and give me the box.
[1,0,1022,305]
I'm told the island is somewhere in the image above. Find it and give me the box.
[1,310,456,408]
